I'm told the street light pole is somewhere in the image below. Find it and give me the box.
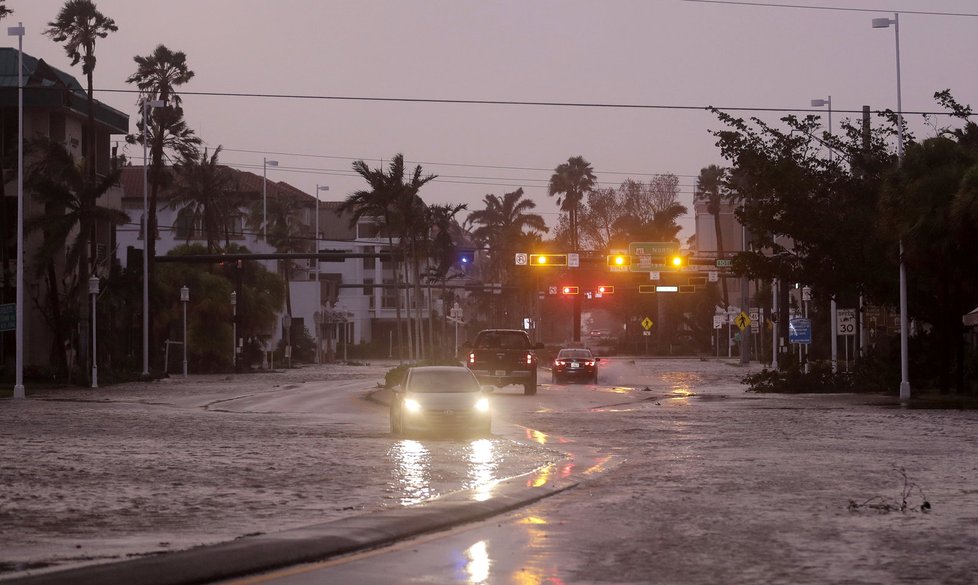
[262,158,279,240]
[142,98,164,378]
[7,22,25,398]
[230,291,237,369]
[89,276,99,388]
[315,184,329,363]
[873,13,911,401]
[180,286,189,377]
[812,95,838,374]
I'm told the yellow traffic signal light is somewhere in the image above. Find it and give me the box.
[669,254,688,268]
[561,286,579,295]
[607,254,629,267]
[597,285,615,294]
[529,253,567,266]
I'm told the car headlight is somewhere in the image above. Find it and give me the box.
[404,398,422,413]
[474,397,490,413]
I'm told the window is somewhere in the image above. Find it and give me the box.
[363,277,374,297]
[363,246,375,270]
[382,278,398,309]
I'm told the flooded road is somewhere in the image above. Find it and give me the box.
[213,358,978,585]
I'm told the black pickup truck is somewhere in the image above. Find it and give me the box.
[462,329,543,395]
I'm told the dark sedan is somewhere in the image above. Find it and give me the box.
[551,348,600,384]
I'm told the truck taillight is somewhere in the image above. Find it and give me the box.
[526,353,534,365]
[468,352,476,364]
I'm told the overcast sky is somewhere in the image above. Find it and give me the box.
[6,0,978,242]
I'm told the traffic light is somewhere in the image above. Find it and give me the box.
[596,285,615,294]
[529,253,567,267]
[457,248,475,265]
[669,254,688,269]
[561,286,579,295]
[638,285,656,294]
[607,254,629,267]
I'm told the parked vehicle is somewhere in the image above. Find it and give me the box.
[462,329,543,395]
[389,366,492,437]
[551,347,600,385]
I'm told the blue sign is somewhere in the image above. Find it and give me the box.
[788,318,812,344]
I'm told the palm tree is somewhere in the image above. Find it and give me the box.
[169,146,234,253]
[548,156,596,251]
[44,0,117,371]
[24,137,128,381]
[126,44,200,368]
[467,188,547,283]
[339,154,436,363]
[45,0,117,182]
[697,164,730,307]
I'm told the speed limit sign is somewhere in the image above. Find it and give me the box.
[837,309,856,336]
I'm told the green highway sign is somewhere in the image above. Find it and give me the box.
[629,242,678,256]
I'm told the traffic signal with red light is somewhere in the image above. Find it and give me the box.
[561,286,580,295]
[597,285,615,294]
[529,253,568,267]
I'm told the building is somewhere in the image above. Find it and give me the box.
[0,48,129,372]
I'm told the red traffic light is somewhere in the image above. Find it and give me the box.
[597,285,615,294]
[561,286,579,295]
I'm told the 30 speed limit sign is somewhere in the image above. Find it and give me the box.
[837,309,856,336]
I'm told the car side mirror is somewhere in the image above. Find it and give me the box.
[595,357,601,362]
[391,384,403,394]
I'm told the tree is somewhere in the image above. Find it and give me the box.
[696,165,731,306]
[467,188,547,282]
[126,44,201,370]
[45,0,116,183]
[339,154,436,362]
[548,156,596,251]
[169,146,235,253]
[0,1,12,19]
[24,137,128,381]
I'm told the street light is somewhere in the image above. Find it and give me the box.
[262,157,279,239]
[180,286,189,377]
[230,291,237,369]
[142,97,164,378]
[315,184,329,363]
[811,95,838,374]
[7,22,24,398]
[89,276,100,388]
[873,13,911,401]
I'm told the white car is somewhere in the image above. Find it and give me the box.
[390,366,493,437]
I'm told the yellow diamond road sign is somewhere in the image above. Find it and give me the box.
[641,317,654,330]
[735,311,752,331]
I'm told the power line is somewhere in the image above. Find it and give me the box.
[94,87,967,117]
[681,0,978,17]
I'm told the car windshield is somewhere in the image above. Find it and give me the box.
[558,350,593,359]
[407,369,481,393]
[474,331,529,350]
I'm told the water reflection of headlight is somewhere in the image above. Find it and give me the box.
[389,439,431,506]
[464,540,490,584]
[467,439,498,502]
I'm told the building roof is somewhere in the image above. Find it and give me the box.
[118,164,315,205]
[0,48,128,133]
